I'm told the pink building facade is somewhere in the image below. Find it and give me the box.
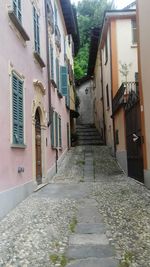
[0,0,79,219]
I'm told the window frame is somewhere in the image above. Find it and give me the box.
[131,19,137,45]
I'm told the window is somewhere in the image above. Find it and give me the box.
[59,117,62,147]
[13,0,22,23]
[106,84,110,109]
[33,7,40,54]
[56,58,60,91]
[105,37,108,64]
[131,19,137,44]
[51,111,62,148]
[50,44,54,79]
[54,4,57,26]
[12,73,24,145]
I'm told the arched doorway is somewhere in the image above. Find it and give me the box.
[35,109,42,185]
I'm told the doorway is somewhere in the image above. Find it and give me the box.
[35,109,42,184]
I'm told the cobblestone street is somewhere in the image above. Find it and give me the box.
[0,146,150,267]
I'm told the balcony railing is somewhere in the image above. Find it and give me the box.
[55,25,61,51]
[112,82,139,115]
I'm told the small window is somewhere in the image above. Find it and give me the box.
[12,73,24,145]
[106,84,110,109]
[131,19,137,44]
[33,7,40,54]
[13,0,22,23]
[51,111,61,148]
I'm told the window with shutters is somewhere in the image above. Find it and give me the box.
[33,7,40,54]
[12,73,24,146]
[56,58,62,97]
[51,111,62,149]
[13,0,22,23]
[59,117,62,147]
[60,66,70,108]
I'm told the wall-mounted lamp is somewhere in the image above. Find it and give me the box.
[85,88,88,94]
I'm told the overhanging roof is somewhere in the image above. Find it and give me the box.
[87,27,101,76]
[60,0,80,55]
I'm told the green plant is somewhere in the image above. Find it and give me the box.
[50,254,59,264]
[69,216,78,233]
[118,251,134,267]
[60,255,68,267]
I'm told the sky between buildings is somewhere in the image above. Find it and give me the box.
[71,0,134,9]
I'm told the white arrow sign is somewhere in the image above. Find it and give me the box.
[133,134,139,142]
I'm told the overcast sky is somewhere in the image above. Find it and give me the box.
[71,0,133,9]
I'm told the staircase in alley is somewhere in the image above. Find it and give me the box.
[76,124,104,146]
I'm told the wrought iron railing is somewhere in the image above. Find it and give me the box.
[112,82,139,114]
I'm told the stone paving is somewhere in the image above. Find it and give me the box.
[0,146,150,267]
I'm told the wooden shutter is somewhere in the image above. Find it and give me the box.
[51,111,54,147]
[13,0,22,22]
[12,73,24,145]
[56,58,60,91]
[60,66,68,96]
[33,7,40,54]
[55,112,58,147]
[59,117,62,147]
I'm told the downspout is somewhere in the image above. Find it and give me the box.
[109,24,116,156]
[45,1,58,172]
[44,0,52,126]
[100,48,106,145]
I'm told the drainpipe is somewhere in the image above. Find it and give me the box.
[44,0,52,126]
[109,26,116,157]
[100,49,106,145]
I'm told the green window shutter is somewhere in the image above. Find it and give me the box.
[54,4,57,25]
[33,7,40,54]
[56,58,60,91]
[51,111,54,147]
[13,0,22,22]
[50,44,54,79]
[55,112,58,147]
[59,117,62,147]
[12,73,24,145]
[60,66,68,96]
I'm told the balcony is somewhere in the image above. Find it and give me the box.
[33,51,46,68]
[55,25,61,51]
[112,82,139,115]
[8,10,30,41]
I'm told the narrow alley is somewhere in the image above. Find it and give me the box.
[0,146,150,267]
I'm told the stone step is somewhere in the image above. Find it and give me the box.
[75,223,106,234]
[78,135,101,140]
[76,124,95,129]
[69,234,109,246]
[78,141,104,146]
[77,132,101,136]
[66,245,115,260]
[66,257,119,267]
[77,128,99,132]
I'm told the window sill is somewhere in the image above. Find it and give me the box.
[11,144,27,149]
[33,51,46,68]
[8,11,30,41]
[51,79,57,88]
[105,59,108,65]
[57,89,63,98]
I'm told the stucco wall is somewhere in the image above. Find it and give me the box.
[76,80,94,125]
[116,19,138,87]
[0,0,70,195]
[138,0,150,187]
[101,29,114,151]
[93,50,104,138]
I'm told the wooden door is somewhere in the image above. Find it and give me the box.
[35,109,42,185]
[125,92,144,183]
